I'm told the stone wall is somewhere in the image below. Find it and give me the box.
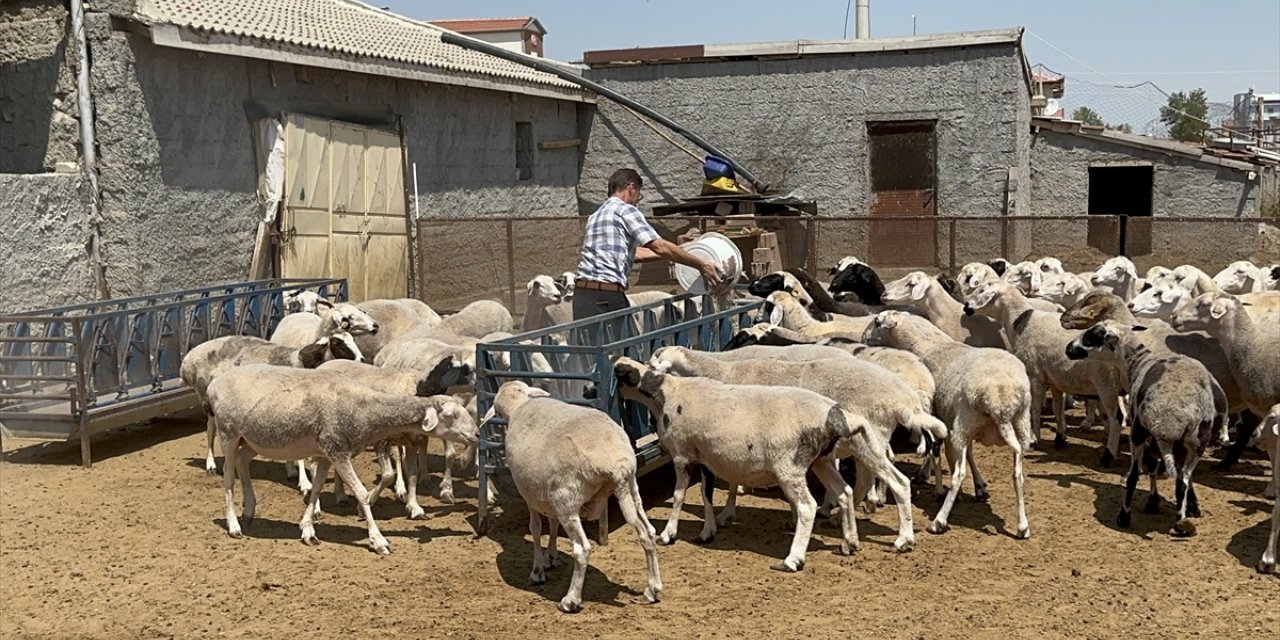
[0,173,94,313]
[1,0,80,173]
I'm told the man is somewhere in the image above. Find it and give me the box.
[573,168,722,321]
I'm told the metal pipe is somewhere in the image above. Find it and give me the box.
[69,0,110,299]
[856,0,871,39]
[439,31,769,193]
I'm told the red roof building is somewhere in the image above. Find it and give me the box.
[428,16,547,57]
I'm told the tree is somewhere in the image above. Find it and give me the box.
[1107,122,1133,134]
[1071,106,1104,126]
[1160,88,1209,143]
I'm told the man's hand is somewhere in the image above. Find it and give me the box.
[698,259,723,289]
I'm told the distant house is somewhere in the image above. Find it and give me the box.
[428,17,547,57]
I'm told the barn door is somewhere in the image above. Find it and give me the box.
[280,114,408,302]
[867,120,937,268]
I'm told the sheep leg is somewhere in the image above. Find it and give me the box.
[1116,438,1147,528]
[363,442,396,515]
[299,458,330,546]
[557,515,591,614]
[333,472,349,506]
[528,509,547,584]
[221,438,243,538]
[439,440,456,504]
[1098,392,1123,467]
[403,441,427,520]
[615,477,662,604]
[929,436,970,535]
[1082,400,1096,430]
[545,517,560,569]
[204,415,218,475]
[1028,379,1046,445]
[1170,448,1199,537]
[773,471,818,572]
[811,456,860,555]
[1051,388,1068,449]
[1143,472,1162,514]
[234,444,256,527]
[658,462,692,545]
[391,444,408,502]
[1260,434,1279,573]
[998,422,1031,539]
[935,438,956,503]
[293,459,313,496]
[967,447,990,502]
[716,485,739,526]
[331,455,391,555]
[696,473,717,544]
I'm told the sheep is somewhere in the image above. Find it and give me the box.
[881,271,1004,348]
[1092,256,1143,301]
[863,311,1033,538]
[315,358,473,520]
[205,365,477,554]
[1065,321,1224,535]
[1172,292,1280,418]
[964,280,1125,460]
[1036,257,1065,274]
[1214,261,1269,294]
[1266,265,1280,291]
[980,262,1066,313]
[181,333,363,477]
[1031,271,1092,308]
[283,290,328,314]
[987,258,1011,276]
[430,299,514,340]
[613,357,906,566]
[1131,280,1280,323]
[268,302,379,349]
[650,344,942,514]
[764,291,872,341]
[724,322,825,349]
[827,256,886,305]
[957,262,1001,299]
[522,275,573,332]
[1258,404,1279,574]
[487,380,661,612]
[555,271,577,299]
[750,268,879,317]
[351,298,440,359]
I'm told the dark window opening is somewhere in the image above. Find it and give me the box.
[515,122,533,181]
[1089,165,1153,256]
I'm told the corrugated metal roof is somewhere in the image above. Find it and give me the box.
[134,0,583,95]
[428,17,544,35]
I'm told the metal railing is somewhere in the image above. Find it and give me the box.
[0,278,348,466]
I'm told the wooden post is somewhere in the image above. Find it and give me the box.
[79,418,92,469]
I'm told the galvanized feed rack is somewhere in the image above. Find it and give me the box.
[473,292,764,532]
[0,278,348,467]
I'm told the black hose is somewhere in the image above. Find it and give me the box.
[439,31,769,193]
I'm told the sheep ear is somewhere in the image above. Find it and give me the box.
[298,343,327,368]
[527,388,551,398]
[526,280,535,295]
[421,407,440,432]
[479,405,497,427]
[1210,299,1231,319]
[315,297,334,309]
[909,278,928,300]
[1131,325,1148,332]
[768,305,783,325]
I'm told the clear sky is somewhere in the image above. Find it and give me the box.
[387,0,1280,131]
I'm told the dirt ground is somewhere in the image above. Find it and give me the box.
[1,413,1276,640]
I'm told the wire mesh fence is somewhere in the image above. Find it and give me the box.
[417,214,1280,315]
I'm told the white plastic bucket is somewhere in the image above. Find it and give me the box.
[672,231,743,294]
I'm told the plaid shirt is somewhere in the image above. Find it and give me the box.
[575,197,660,288]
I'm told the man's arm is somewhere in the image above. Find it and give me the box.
[635,245,661,262]
[641,238,723,286]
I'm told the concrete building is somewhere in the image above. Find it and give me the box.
[428,17,547,58]
[0,0,592,313]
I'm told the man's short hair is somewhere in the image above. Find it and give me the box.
[607,168,642,196]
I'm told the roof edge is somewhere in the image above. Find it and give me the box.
[585,27,1024,67]
[1032,116,1263,171]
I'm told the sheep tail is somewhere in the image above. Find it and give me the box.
[899,409,949,454]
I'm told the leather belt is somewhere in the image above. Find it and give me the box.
[575,279,624,293]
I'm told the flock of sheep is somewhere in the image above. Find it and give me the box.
[180,254,1280,613]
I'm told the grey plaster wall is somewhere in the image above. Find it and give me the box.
[0,173,95,313]
[1,0,80,172]
[579,44,1029,217]
[1029,130,1260,217]
[36,14,584,303]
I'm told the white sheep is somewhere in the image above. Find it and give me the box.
[269,302,379,349]
[881,271,1004,348]
[956,262,1001,299]
[1214,261,1269,294]
[1258,404,1279,574]
[316,358,473,520]
[432,299,514,339]
[764,291,872,342]
[1131,280,1280,323]
[488,380,662,613]
[351,298,444,360]
[648,345,943,521]
[1031,271,1092,308]
[206,364,476,554]
[181,333,363,477]
[614,357,899,566]
[964,280,1125,460]
[283,290,327,314]
[522,275,573,333]
[1036,257,1065,274]
[863,311,1033,539]
[1066,321,1224,535]
[1172,292,1280,418]
[1092,256,1143,301]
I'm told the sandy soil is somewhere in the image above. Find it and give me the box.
[1,414,1276,640]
